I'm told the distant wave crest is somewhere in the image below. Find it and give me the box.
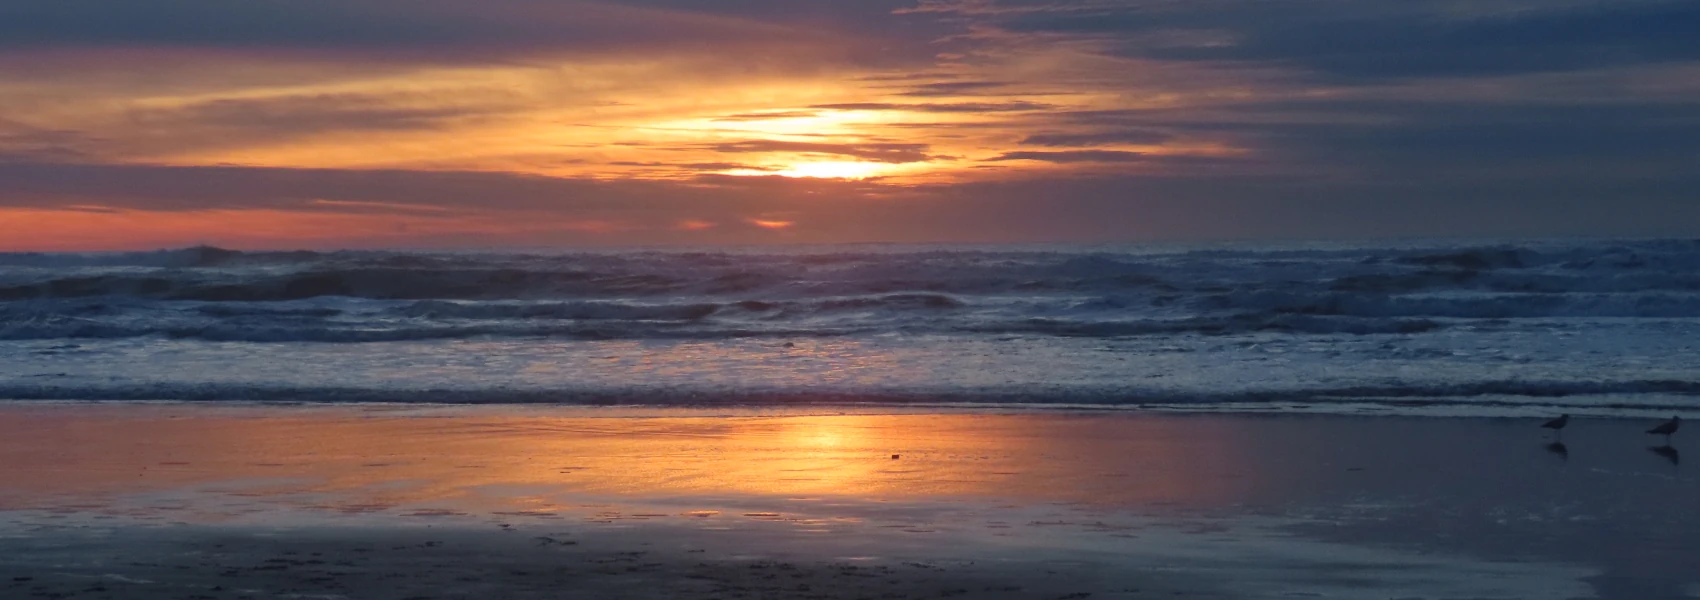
[4,240,1700,343]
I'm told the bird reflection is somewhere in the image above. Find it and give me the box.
[1544,442,1569,460]
[1648,445,1680,466]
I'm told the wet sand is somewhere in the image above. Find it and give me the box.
[0,404,1694,599]
[1,524,1179,600]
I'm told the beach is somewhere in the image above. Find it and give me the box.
[1,404,1692,599]
[7,0,1700,592]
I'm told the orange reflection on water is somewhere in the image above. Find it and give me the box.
[0,406,1259,517]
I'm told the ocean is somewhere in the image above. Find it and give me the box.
[3,239,1699,417]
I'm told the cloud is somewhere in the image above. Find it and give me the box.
[125,93,488,137]
[2,0,1699,248]
[988,150,1149,163]
[0,118,94,162]
[811,101,1054,113]
[895,81,1012,97]
[0,1,796,57]
[0,0,958,77]
[1180,97,1700,181]
[940,0,1700,81]
[609,161,765,171]
[713,110,823,121]
[1019,129,1173,146]
[706,140,934,163]
[2,160,1698,249]
[0,162,696,212]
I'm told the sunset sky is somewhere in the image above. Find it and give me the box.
[2,0,1698,250]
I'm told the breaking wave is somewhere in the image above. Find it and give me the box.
[6,240,1700,416]
[4,378,1697,409]
[3,239,1700,344]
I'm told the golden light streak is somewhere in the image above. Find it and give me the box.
[725,160,897,180]
[748,218,796,230]
[772,161,891,179]
[0,408,1260,513]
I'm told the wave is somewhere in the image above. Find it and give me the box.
[967,315,1443,337]
[0,317,859,343]
[392,300,723,322]
[7,263,1695,304]
[0,318,1351,343]
[0,315,1436,344]
[5,240,1700,346]
[4,241,1700,301]
[14,293,1700,343]
[1392,248,1532,270]
[0,245,325,268]
[390,293,965,321]
[0,268,671,301]
[2,379,1696,409]
[1203,291,1700,319]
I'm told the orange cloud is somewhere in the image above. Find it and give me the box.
[0,207,623,252]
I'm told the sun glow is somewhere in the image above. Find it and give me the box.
[748,218,795,229]
[724,160,898,180]
[0,409,1255,510]
[772,161,892,179]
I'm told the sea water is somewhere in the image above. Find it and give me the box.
[3,239,1698,416]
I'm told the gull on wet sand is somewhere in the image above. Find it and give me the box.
[1647,416,1680,445]
[1541,414,1569,438]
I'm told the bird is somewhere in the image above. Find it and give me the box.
[1647,416,1680,445]
[1540,414,1570,438]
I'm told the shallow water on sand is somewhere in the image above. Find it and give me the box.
[0,405,1693,598]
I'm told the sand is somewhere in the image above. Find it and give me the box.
[1,523,1172,600]
[0,404,1694,599]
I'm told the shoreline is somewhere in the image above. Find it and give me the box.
[1,397,1696,420]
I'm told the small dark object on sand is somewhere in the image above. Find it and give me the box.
[1647,416,1680,445]
[783,342,795,348]
[891,454,900,460]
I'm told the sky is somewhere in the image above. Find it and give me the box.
[1,0,1698,250]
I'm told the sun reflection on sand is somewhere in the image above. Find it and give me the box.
[0,407,1256,520]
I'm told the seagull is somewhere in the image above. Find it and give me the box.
[1540,414,1570,439]
[1647,416,1680,445]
